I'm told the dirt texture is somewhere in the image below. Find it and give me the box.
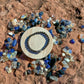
[0,0,84,84]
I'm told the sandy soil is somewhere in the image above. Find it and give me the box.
[0,0,84,84]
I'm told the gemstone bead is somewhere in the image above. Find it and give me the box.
[62,67,67,71]
[0,52,3,57]
[70,39,75,44]
[46,64,50,69]
[47,22,51,28]
[12,39,17,47]
[80,38,84,43]
[39,12,43,16]
[9,48,15,53]
[50,76,58,81]
[81,25,84,28]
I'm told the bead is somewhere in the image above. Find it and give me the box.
[17,62,21,69]
[0,52,3,57]
[44,60,49,64]
[50,76,58,81]
[12,58,18,61]
[7,37,12,42]
[36,65,41,70]
[9,48,15,53]
[27,70,31,74]
[62,67,67,71]
[64,58,70,63]
[80,38,84,43]
[46,64,50,69]
[14,26,20,30]
[21,15,27,19]
[62,53,66,57]
[34,18,38,23]
[8,32,15,37]
[39,12,43,16]
[58,70,65,75]
[11,19,17,26]
[12,39,17,47]
[5,66,12,73]
[70,39,75,44]
[47,22,51,28]
[81,25,84,28]
[57,57,61,61]
[46,71,52,79]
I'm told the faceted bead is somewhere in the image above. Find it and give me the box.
[5,66,12,73]
[80,38,84,43]
[12,58,18,61]
[8,32,15,37]
[81,25,84,28]
[27,70,31,74]
[57,57,61,61]
[34,18,38,23]
[11,19,18,26]
[37,21,41,25]
[50,76,58,81]
[64,58,70,63]
[39,12,43,16]
[14,31,19,34]
[44,60,49,64]
[16,62,21,69]
[47,22,51,28]
[21,15,27,19]
[70,39,75,44]
[9,48,15,53]
[0,52,3,57]
[58,70,65,75]
[12,39,17,47]
[46,64,50,69]
[62,67,67,71]
[36,65,41,70]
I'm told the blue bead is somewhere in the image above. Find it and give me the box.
[5,44,10,48]
[80,38,84,43]
[69,49,72,54]
[12,39,17,47]
[7,37,12,42]
[7,53,11,59]
[59,74,62,77]
[34,18,38,23]
[48,53,51,60]
[65,46,69,50]
[67,28,72,32]
[49,29,54,37]
[70,39,75,44]
[27,26,31,29]
[64,20,71,26]
[62,67,67,71]
[39,12,43,16]
[12,34,15,37]
[44,60,49,64]
[12,58,18,61]
[47,22,51,28]
[9,48,15,53]
[0,52,3,56]
[31,13,34,17]
[81,25,84,28]
[46,64,50,69]
[14,26,19,30]
[36,65,41,70]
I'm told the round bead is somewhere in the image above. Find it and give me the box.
[70,39,75,44]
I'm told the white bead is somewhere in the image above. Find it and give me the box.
[64,58,70,63]
[62,53,66,57]
[8,32,13,36]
